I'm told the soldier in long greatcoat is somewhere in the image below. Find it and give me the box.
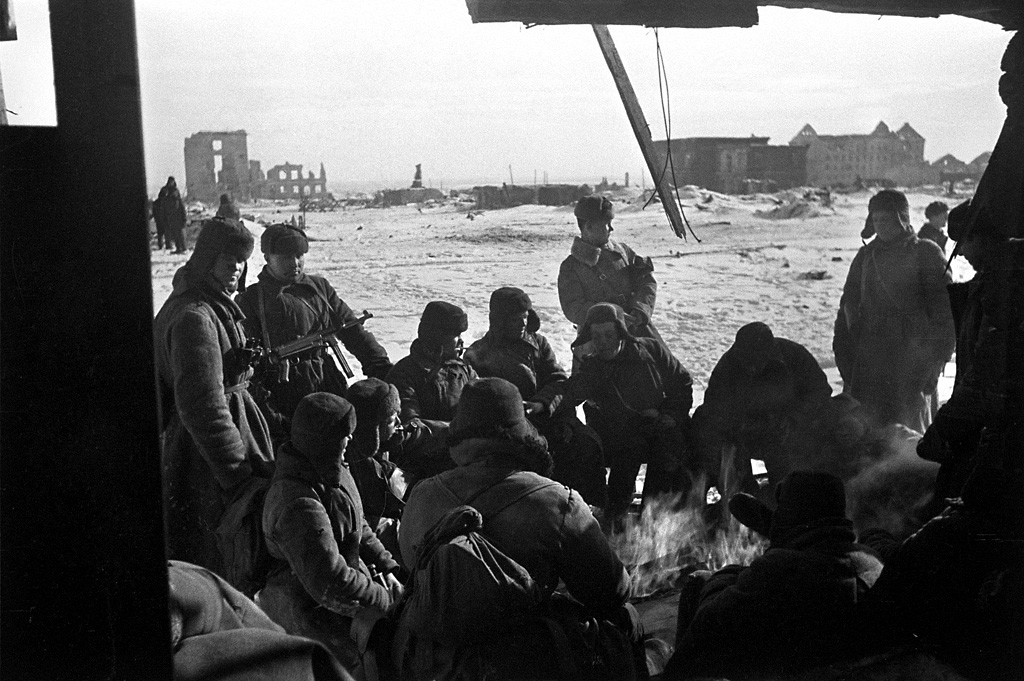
[833,190,955,432]
[154,217,275,575]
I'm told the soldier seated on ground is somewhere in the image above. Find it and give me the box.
[395,378,645,681]
[692,322,833,504]
[465,287,606,508]
[665,471,885,680]
[563,303,696,523]
[385,301,477,484]
[258,393,403,680]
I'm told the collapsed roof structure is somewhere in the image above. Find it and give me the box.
[0,1,1020,679]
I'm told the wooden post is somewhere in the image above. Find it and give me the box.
[592,24,685,238]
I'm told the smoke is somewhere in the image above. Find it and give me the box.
[845,423,940,540]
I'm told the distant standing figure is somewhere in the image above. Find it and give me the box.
[918,201,950,252]
[833,189,955,432]
[156,176,188,254]
[149,195,168,250]
[558,195,660,341]
[216,193,241,221]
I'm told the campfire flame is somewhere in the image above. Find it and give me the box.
[610,447,767,599]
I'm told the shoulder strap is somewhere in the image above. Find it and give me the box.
[440,473,561,522]
[256,284,274,352]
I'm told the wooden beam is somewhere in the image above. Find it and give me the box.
[592,24,686,238]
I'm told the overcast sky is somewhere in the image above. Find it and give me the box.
[1,0,1013,193]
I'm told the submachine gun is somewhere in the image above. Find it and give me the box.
[255,310,375,382]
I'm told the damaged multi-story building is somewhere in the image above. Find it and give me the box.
[255,162,329,200]
[184,129,329,203]
[184,131,254,204]
[653,121,959,193]
[789,121,934,187]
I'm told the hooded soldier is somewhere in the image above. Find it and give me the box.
[564,303,695,521]
[557,195,660,341]
[833,189,955,432]
[154,217,275,575]
[465,287,606,507]
[236,223,392,447]
[260,392,402,677]
[396,377,643,680]
[666,471,884,679]
[693,322,833,500]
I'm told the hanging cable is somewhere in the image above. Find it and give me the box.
[646,28,700,242]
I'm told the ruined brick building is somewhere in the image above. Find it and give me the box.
[184,131,253,203]
[652,136,808,194]
[257,162,328,200]
[184,129,328,203]
[789,121,933,187]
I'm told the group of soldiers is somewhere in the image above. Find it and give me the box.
[156,189,1022,680]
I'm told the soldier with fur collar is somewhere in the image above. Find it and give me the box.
[557,195,661,341]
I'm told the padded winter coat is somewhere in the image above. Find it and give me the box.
[396,440,633,679]
[464,331,568,416]
[261,442,398,616]
[564,336,693,452]
[558,237,659,339]
[154,271,275,575]
[236,268,392,428]
[386,339,477,423]
[668,520,884,678]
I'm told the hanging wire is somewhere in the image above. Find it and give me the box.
[646,28,700,242]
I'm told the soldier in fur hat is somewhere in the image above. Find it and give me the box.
[385,301,477,483]
[154,217,275,576]
[564,303,696,521]
[666,471,884,679]
[396,377,644,680]
[236,223,392,448]
[260,392,402,678]
[558,195,661,341]
[465,287,607,507]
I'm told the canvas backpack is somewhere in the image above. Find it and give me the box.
[215,476,275,598]
[399,475,559,645]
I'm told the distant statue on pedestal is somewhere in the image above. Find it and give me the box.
[412,164,423,189]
